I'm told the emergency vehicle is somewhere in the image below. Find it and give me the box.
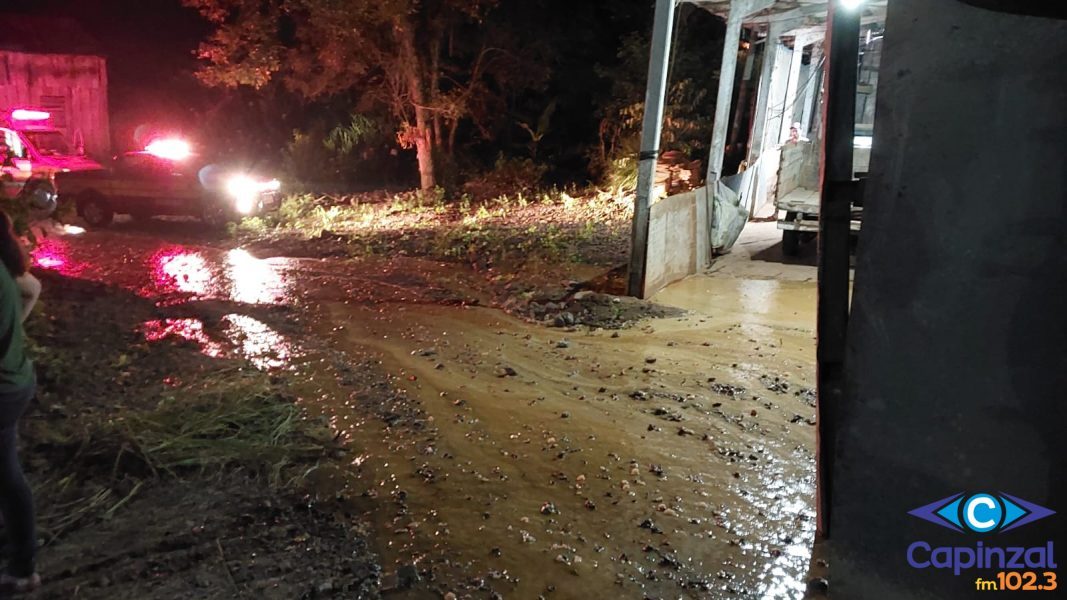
[54,139,282,228]
[1,108,102,213]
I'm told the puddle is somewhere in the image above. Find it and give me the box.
[141,318,225,358]
[221,314,294,370]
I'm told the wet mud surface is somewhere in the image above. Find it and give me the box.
[23,217,820,598]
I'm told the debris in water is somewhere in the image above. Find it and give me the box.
[808,577,830,594]
[710,383,746,398]
[759,374,790,393]
[638,518,662,534]
[540,502,559,515]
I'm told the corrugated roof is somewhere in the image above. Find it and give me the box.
[0,14,102,56]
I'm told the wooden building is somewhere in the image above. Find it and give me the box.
[0,15,110,158]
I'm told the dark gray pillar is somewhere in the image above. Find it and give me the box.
[830,1,1067,598]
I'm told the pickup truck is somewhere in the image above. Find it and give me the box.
[54,150,281,228]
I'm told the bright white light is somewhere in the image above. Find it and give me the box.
[61,224,86,235]
[227,175,279,213]
[145,138,191,160]
[840,0,865,9]
[11,109,50,121]
[226,175,257,199]
[853,135,873,149]
[235,194,256,215]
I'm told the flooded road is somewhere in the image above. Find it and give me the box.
[32,220,819,598]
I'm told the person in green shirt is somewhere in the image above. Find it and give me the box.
[0,210,40,593]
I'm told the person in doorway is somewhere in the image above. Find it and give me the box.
[788,122,802,144]
[0,211,40,593]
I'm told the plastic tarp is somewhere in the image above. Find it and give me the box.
[710,158,760,253]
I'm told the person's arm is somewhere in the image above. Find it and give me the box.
[15,273,40,323]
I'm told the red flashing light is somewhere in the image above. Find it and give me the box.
[11,109,50,121]
[145,138,191,160]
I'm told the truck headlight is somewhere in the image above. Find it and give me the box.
[226,175,280,214]
[226,176,259,214]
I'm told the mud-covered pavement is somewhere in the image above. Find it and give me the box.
[27,218,818,599]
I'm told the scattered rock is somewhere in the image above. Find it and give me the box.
[496,366,518,378]
[808,577,830,594]
[638,518,662,534]
[397,564,420,588]
[710,383,746,398]
[556,339,570,349]
[540,502,559,515]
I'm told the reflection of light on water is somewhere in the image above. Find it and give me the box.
[225,248,288,304]
[142,315,295,371]
[31,238,84,275]
[222,314,291,369]
[151,248,212,296]
[141,318,224,357]
[737,279,778,315]
[730,454,816,599]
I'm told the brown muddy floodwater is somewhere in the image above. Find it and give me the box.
[299,275,819,599]
[34,224,819,599]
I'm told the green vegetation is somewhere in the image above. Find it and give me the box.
[26,311,336,544]
[234,186,631,267]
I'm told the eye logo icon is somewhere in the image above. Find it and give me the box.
[909,492,1055,534]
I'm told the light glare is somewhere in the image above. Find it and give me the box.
[145,138,191,160]
[11,109,50,121]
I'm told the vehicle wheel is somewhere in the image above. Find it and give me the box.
[21,179,57,217]
[201,201,233,229]
[782,230,801,257]
[79,193,114,228]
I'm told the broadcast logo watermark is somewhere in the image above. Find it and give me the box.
[906,492,1058,592]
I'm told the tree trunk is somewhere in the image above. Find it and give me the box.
[396,18,436,190]
[448,120,458,157]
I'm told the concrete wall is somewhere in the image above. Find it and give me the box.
[830,2,1067,598]
[643,189,710,297]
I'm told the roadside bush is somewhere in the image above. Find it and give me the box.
[462,155,548,201]
[282,113,382,188]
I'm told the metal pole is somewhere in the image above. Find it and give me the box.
[816,0,860,539]
[747,20,786,163]
[627,0,677,299]
[706,5,746,182]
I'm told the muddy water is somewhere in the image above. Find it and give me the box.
[301,275,818,598]
[35,223,820,598]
